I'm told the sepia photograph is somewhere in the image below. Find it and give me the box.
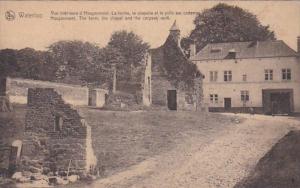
[0,1,300,187]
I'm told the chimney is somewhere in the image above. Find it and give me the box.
[189,43,196,57]
[169,20,180,45]
[297,36,300,53]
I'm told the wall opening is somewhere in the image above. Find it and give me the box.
[54,116,63,131]
[224,98,231,111]
[88,89,97,106]
[167,90,177,110]
[262,89,293,115]
[8,140,22,176]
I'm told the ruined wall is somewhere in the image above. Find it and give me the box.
[21,88,96,175]
[5,77,89,106]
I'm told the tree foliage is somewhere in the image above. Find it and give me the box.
[47,40,100,83]
[83,46,125,87]
[108,30,150,67]
[0,48,57,81]
[181,3,276,53]
[0,49,19,78]
[0,30,149,90]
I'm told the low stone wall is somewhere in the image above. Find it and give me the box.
[21,88,96,175]
[6,77,89,106]
[209,107,264,114]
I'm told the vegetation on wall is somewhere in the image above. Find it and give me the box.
[162,35,202,90]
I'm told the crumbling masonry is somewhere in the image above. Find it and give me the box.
[21,88,97,175]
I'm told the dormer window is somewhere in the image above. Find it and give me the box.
[227,49,236,59]
[210,48,221,53]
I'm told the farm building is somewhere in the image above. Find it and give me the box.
[190,37,300,115]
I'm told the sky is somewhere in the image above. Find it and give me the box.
[0,1,299,51]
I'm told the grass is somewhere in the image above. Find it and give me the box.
[78,108,235,177]
[1,105,236,187]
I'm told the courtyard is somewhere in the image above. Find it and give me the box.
[1,106,300,188]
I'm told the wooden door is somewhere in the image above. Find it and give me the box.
[167,90,177,110]
[224,98,231,111]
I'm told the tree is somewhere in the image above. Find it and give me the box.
[0,49,19,78]
[108,30,150,67]
[47,40,100,84]
[83,46,126,88]
[181,3,276,53]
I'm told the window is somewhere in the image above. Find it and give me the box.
[227,49,236,59]
[209,94,218,103]
[224,71,232,82]
[265,69,273,80]
[54,116,63,131]
[209,71,218,82]
[241,91,249,102]
[282,68,291,80]
[242,74,247,82]
[210,48,221,53]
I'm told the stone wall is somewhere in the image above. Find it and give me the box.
[21,88,96,175]
[5,77,89,106]
[151,74,198,111]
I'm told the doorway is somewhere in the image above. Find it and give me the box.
[224,98,231,111]
[88,90,97,106]
[262,89,293,115]
[270,92,291,115]
[167,90,177,110]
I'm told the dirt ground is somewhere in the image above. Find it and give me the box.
[69,113,300,188]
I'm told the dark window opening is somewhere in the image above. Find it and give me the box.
[282,68,291,80]
[265,69,273,81]
[54,116,63,131]
[241,90,249,102]
[209,94,218,103]
[210,48,221,53]
[224,71,232,82]
[225,49,236,59]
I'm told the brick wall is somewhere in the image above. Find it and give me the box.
[21,88,96,174]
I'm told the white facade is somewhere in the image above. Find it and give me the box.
[192,56,300,113]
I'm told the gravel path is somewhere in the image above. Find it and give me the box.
[78,114,300,188]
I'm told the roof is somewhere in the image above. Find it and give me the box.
[169,20,180,31]
[190,40,299,61]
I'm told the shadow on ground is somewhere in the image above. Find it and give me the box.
[235,130,300,188]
